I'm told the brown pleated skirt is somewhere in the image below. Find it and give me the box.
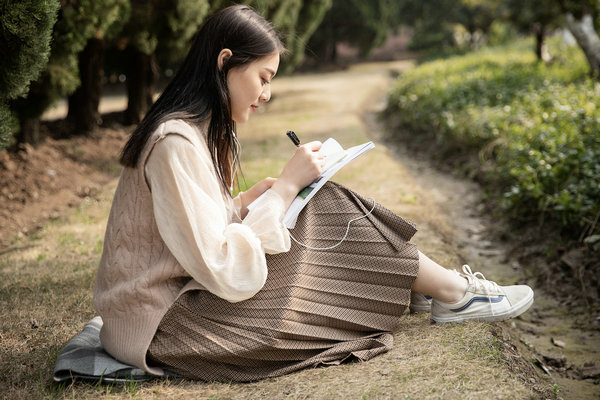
[147,182,419,382]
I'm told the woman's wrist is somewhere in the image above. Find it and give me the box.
[270,179,300,209]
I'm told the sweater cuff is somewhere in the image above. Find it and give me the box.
[243,189,290,254]
[231,192,244,222]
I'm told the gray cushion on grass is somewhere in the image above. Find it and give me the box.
[53,316,172,383]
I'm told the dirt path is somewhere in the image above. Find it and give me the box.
[3,60,598,399]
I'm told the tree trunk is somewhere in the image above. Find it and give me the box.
[66,37,105,134]
[535,27,544,60]
[330,40,337,63]
[534,25,551,62]
[125,47,158,125]
[322,24,336,63]
[18,117,41,147]
[565,12,600,78]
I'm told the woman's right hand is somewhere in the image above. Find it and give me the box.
[271,141,323,208]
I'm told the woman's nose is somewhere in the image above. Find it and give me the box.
[260,87,271,102]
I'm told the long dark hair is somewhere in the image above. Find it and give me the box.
[119,5,285,193]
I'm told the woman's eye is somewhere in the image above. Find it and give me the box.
[262,78,270,85]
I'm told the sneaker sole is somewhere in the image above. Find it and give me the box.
[409,304,432,313]
[430,291,534,324]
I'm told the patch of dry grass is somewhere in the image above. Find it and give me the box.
[0,62,550,399]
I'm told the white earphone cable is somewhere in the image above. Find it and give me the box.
[288,198,376,251]
[230,131,241,192]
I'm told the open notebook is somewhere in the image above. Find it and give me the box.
[248,138,374,228]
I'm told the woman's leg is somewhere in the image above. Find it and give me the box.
[412,251,535,324]
[411,251,467,303]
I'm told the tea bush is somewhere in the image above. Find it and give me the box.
[386,39,599,238]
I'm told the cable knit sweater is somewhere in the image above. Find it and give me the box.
[93,119,291,374]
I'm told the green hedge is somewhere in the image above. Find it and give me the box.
[386,39,600,237]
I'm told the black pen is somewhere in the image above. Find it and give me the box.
[286,130,300,147]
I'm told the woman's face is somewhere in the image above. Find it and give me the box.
[227,52,280,123]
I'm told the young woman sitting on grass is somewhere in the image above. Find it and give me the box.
[93,5,534,382]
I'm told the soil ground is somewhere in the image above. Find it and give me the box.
[0,60,598,399]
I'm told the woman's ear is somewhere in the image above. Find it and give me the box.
[217,48,233,71]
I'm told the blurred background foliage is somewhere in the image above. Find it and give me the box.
[0,0,599,243]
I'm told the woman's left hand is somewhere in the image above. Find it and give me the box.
[239,177,277,218]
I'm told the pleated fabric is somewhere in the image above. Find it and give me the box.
[146,182,420,382]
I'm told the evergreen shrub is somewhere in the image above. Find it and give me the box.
[386,38,600,238]
[0,0,59,148]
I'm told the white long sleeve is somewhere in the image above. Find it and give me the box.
[144,133,290,303]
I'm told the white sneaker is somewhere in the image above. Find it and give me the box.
[430,265,534,324]
[409,292,432,313]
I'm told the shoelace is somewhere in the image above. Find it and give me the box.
[459,264,501,316]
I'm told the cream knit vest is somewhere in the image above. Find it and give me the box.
[94,119,212,374]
